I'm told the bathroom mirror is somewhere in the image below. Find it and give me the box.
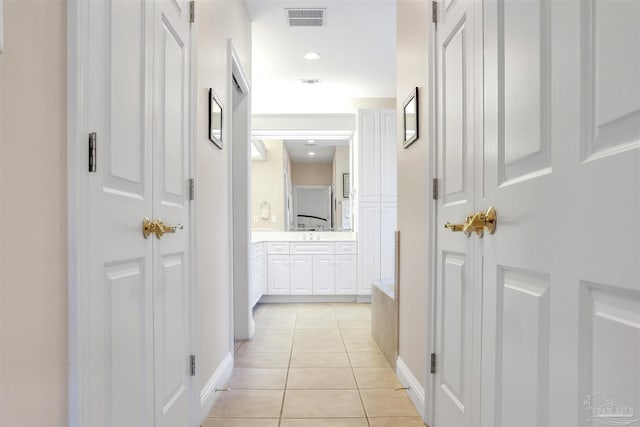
[251,138,352,232]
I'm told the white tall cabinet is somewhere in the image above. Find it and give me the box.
[357,109,397,295]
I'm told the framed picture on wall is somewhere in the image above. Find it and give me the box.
[343,173,350,199]
[403,87,419,148]
[208,88,223,149]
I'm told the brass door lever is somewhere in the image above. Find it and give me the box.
[142,218,183,239]
[444,207,497,237]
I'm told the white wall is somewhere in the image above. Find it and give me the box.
[396,0,430,390]
[195,0,251,411]
[0,1,68,425]
[252,140,285,230]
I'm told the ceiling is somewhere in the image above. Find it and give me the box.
[284,139,349,163]
[245,0,397,114]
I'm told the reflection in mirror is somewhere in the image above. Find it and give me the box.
[251,138,352,232]
[403,87,418,148]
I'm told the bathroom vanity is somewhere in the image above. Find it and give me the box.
[251,232,360,306]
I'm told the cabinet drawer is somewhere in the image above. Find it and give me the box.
[290,242,334,255]
[334,242,357,254]
[267,242,290,255]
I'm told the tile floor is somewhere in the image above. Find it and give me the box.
[204,303,425,427]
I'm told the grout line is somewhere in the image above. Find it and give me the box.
[277,304,298,427]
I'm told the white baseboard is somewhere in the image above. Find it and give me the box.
[200,352,233,422]
[396,356,426,421]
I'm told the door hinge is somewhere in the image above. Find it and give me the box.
[432,1,438,24]
[189,1,195,23]
[432,178,439,200]
[430,353,436,374]
[188,178,195,201]
[190,355,196,376]
[88,132,97,172]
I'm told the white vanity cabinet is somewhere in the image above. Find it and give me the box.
[263,241,358,296]
[251,242,266,307]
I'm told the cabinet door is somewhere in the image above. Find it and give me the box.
[267,255,290,294]
[358,203,381,295]
[380,203,397,281]
[290,255,313,295]
[335,255,357,295]
[313,255,335,295]
[380,109,397,202]
[358,110,381,202]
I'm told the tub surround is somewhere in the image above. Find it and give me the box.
[371,279,398,369]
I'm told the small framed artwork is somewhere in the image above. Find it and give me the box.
[403,87,419,148]
[342,173,350,199]
[208,88,223,149]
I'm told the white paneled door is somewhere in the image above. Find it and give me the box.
[85,0,193,425]
[434,0,640,426]
[433,0,482,425]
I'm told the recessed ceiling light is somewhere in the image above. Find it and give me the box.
[303,52,321,60]
[301,79,320,85]
[308,151,316,156]
[305,139,316,146]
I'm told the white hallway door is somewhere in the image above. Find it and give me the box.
[86,0,193,426]
[434,0,640,426]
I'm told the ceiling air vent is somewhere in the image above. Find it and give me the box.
[286,8,325,27]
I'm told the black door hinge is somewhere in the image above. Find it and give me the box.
[188,178,195,201]
[432,178,439,200]
[190,355,196,376]
[89,132,97,172]
[430,353,436,374]
[189,1,195,23]
[432,1,438,24]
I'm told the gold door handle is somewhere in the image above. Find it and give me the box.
[143,217,155,239]
[152,219,183,239]
[444,207,497,237]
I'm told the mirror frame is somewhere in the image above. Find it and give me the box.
[403,87,419,148]
[208,88,223,149]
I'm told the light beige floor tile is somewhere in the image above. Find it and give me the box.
[343,338,380,353]
[207,390,284,418]
[254,310,298,321]
[295,329,342,340]
[252,330,295,341]
[293,337,345,353]
[347,351,390,368]
[234,352,291,368]
[280,419,369,427]
[295,318,339,330]
[237,338,292,353]
[282,390,365,418]
[287,368,356,389]
[202,418,279,427]
[228,368,288,390]
[255,318,297,330]
[338,319,371,329]
[290,351,350,368]
[297,310,336,321]
[340,329,373,340]
[360,389,420,418]
[368,417,426,426]
[334,310,371,321]
[352,367,401,389]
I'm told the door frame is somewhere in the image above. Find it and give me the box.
[424,1,438,426]
[227,40,252,342]
[66,2,200,425]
